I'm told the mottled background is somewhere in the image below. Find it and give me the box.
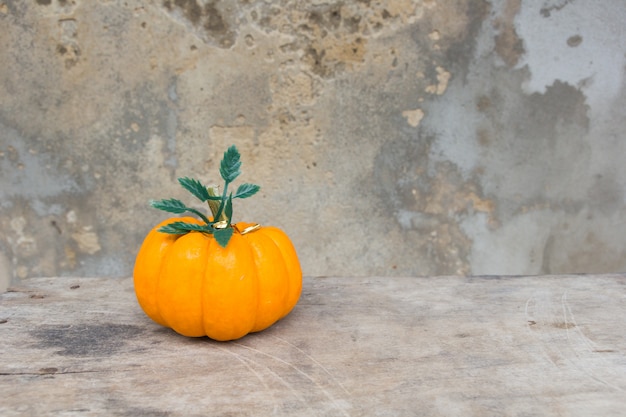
[1,0,625,288]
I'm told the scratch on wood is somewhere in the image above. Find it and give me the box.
[213,344,283,412]
[560,292,625,392]
[231,341,352,416]
[271,335,352,396]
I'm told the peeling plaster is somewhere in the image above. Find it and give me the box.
[402,109,425,127]
[515,0,626,114]
[425,66,451,95]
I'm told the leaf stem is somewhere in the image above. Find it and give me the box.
[186,208,212,225]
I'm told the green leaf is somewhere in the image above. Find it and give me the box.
[224,194,233,222]
[158,221,210,234]
[150,199,211,224]
[178,177,210,202]
[219,145,242,183]
[213,227,234,247]
[234,183,260,199]
[150,198,188,214]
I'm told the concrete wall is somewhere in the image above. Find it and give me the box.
[1,0,625,287]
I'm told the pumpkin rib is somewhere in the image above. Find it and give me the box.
[201,233,259,341]
[259,226,303,319]
[244,228,291,332]
[156,230,209,337]
[134,217,196,328]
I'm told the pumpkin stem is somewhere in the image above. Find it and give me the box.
[207,185,228,223]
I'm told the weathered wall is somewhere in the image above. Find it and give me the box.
[1,0,625,287]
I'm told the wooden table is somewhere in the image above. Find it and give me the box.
[1,275,625,416]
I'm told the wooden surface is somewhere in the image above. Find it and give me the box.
[1,274,625,417]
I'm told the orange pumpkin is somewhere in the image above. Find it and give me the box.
[133,146,302,341]
[133,218,302,341]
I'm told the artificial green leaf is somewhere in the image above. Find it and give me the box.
[150,198,188,214]
[213,227,234,247]
[224,194,233,222]
[150,199,211,224]
[219,145,242,183]
[158,221,210,234]
[234,183,260,199]
[178,177,210,202]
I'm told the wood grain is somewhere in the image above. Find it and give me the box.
[1,275,625,416]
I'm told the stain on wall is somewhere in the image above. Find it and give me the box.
[1,0,625,283]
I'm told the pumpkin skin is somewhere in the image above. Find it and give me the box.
[133,216,302,341]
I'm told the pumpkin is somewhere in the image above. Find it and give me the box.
[133,146,302,341]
